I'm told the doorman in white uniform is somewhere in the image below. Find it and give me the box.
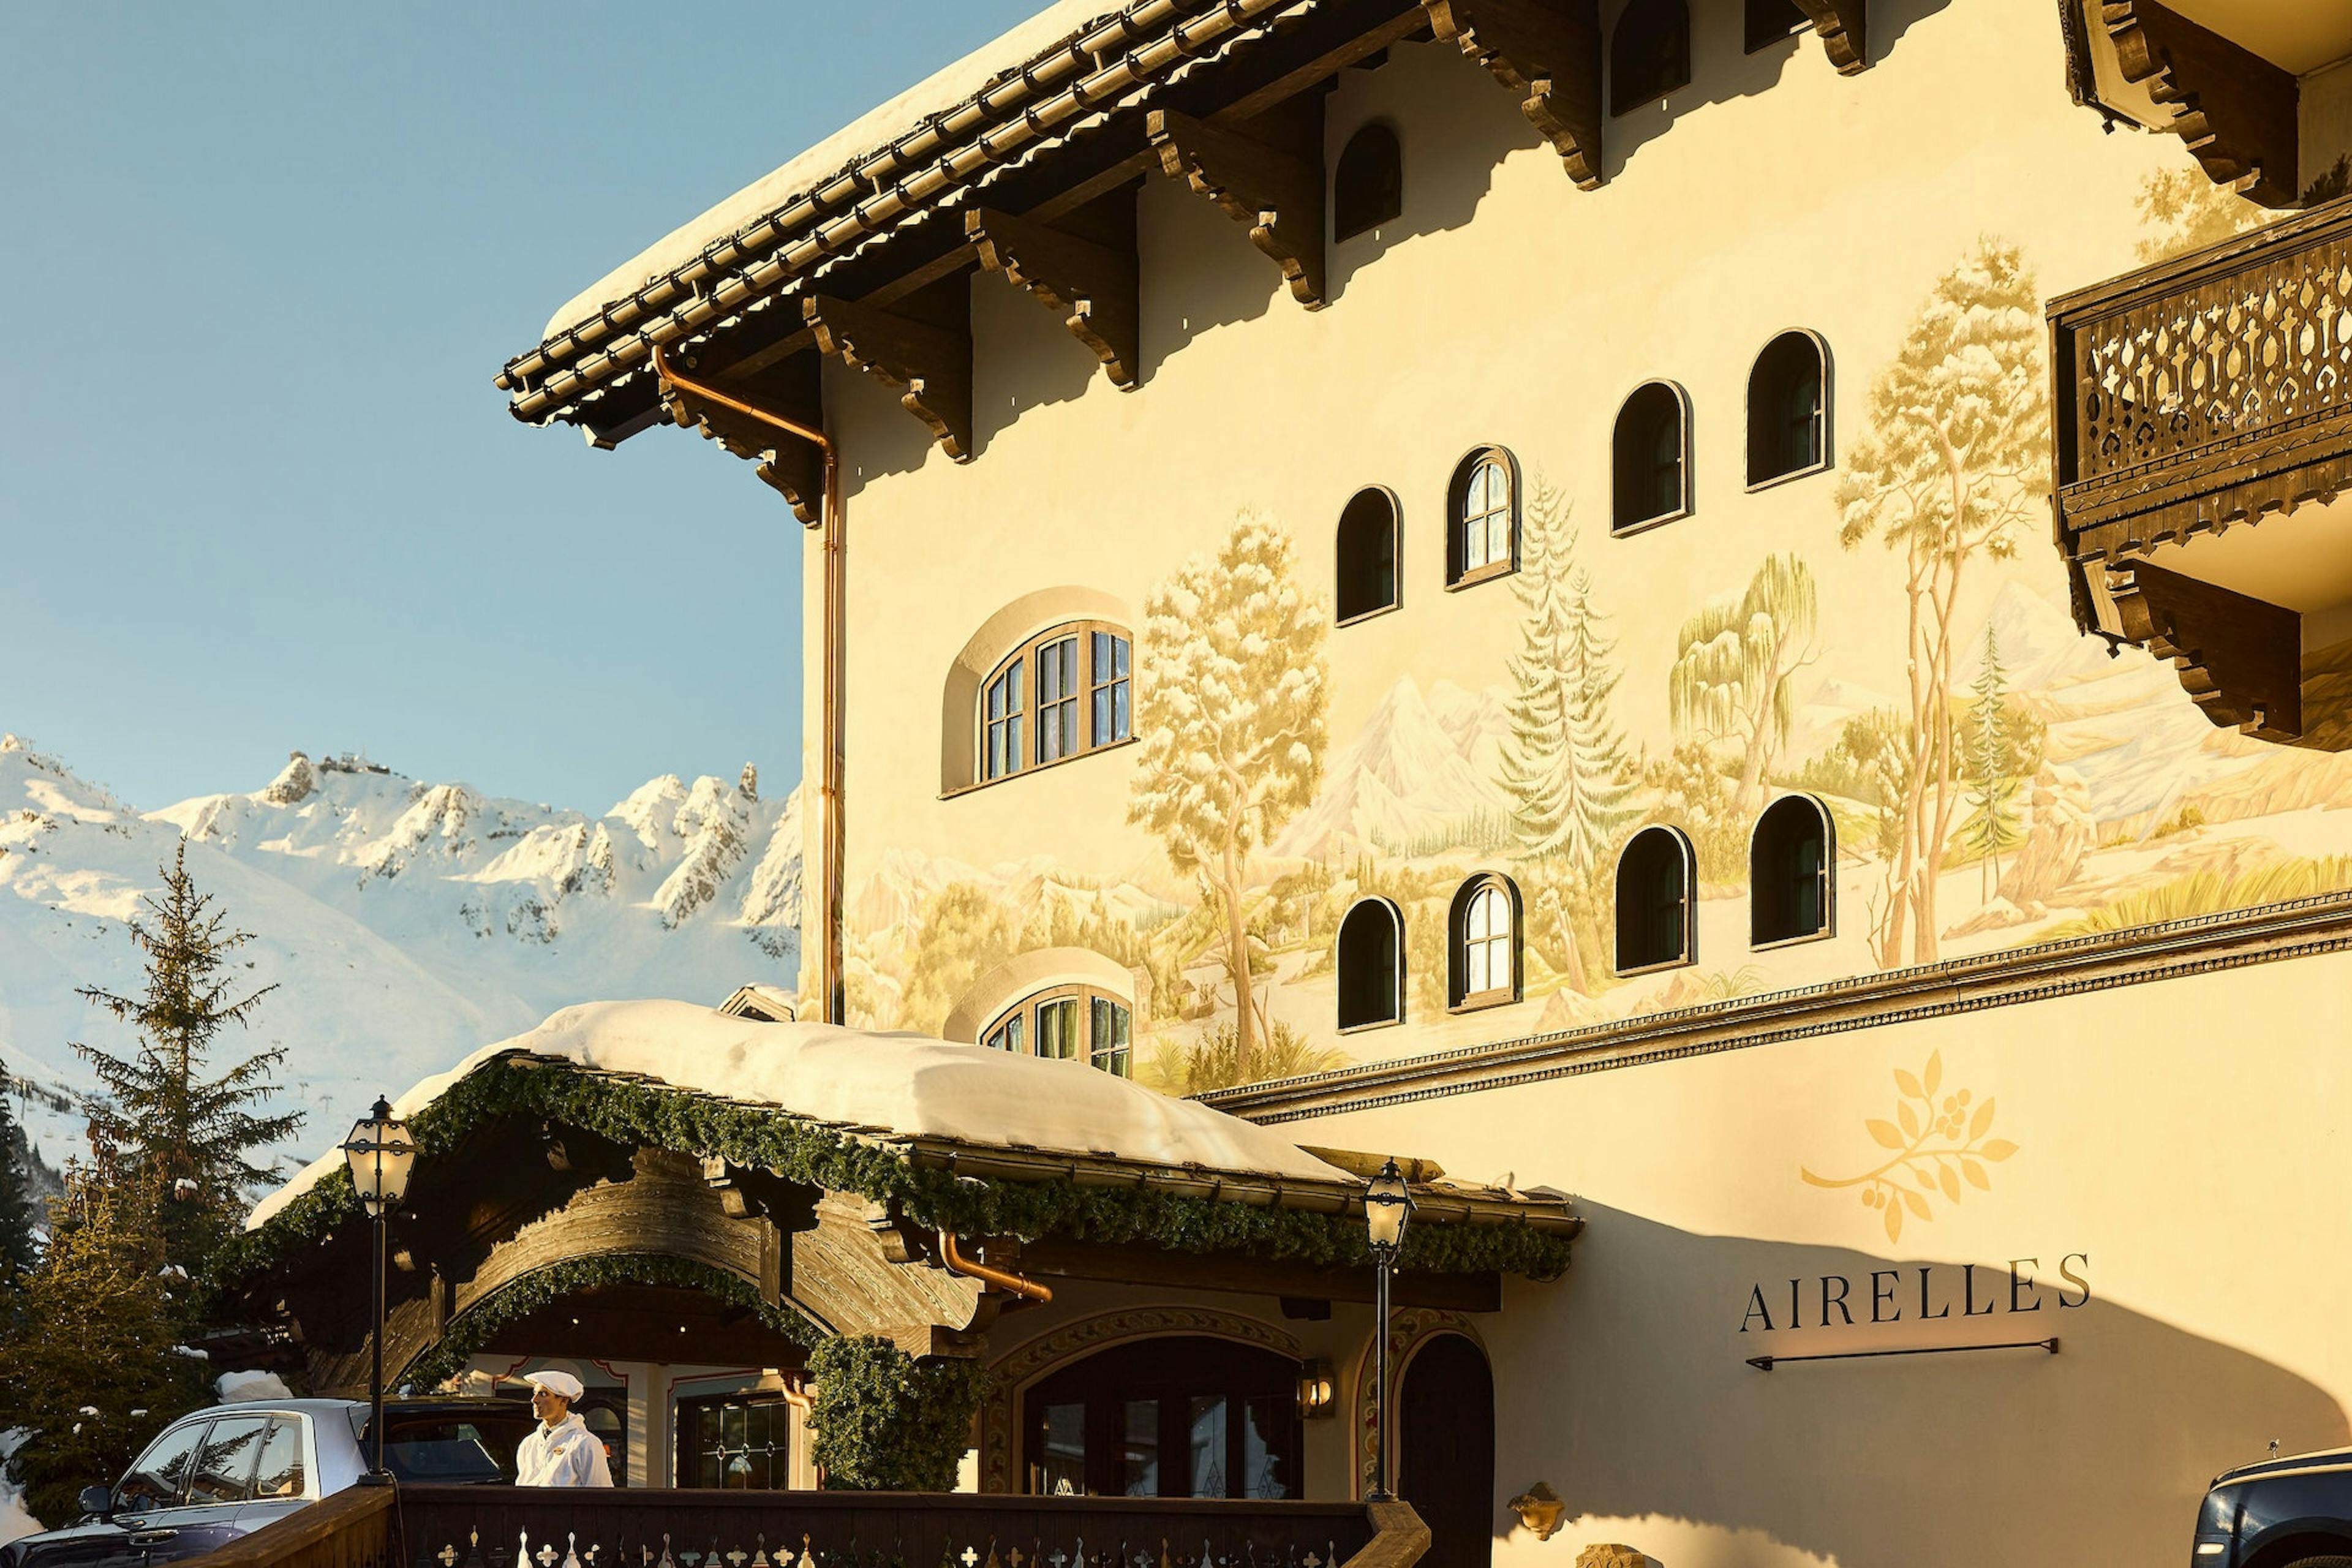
[514,1370,614,1487]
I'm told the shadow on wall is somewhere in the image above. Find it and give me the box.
[1605,0,1956,181]
[1483,1205,2349,1567]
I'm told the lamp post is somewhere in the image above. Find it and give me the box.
[341,1096,416,1487]
[1363,1157,1415,1503]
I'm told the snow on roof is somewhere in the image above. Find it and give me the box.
[540,1,1117,345]
[249,999,1352,1230]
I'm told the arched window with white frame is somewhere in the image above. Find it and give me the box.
[1447,873,1521,1011]
[981,984,1133,1077]
[977,621,1133,786]
[1447,447,1519,589]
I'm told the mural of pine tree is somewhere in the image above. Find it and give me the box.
[1966,622,2021,900]
[72,840,303,1278]
[1501,478,1637,873]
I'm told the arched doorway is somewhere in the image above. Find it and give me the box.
[1396,1333,1496,1568]
[1020,1336,1303,1498]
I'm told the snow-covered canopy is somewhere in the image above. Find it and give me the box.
[249,1000,1353,1229]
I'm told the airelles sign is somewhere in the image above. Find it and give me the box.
[1739,1254,2091,1333]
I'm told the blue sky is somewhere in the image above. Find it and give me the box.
[1,1,1035,813]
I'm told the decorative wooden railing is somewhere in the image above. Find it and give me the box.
[2050,195,2352,568]
[184,1490,1401,1568]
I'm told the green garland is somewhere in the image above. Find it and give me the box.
[806,1336,991,1491]
[401,1253,828,1390]
[223,1056,1572,1299]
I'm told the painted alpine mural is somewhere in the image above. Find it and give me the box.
[837,194,2352,1094]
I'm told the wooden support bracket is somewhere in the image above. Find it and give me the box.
[1424,0,1605,189]
[2102,0,2299,208]
[2105,559,2302,741]
[1791,0,1868,74]
[803,290,976,459]
[656,353,825,523]
[967,205,1142,387]
[1147,108,1326,309]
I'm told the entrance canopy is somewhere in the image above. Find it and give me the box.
[227,1001,1574,1395]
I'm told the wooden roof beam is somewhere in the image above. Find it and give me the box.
[1792,0,1868,74]
[802,289,975,460]
[1147,105,1327,309]
[1425,0,1604,190]
[2102,0,2299,208]
[657,350,827,524]
[967,199,1141,388]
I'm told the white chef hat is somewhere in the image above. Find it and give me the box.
[523,1370,584,1401]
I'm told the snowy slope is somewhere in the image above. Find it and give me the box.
[0,737,800,1177]
[1275,677,1509,860]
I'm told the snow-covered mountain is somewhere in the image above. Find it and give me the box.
[0,736,800,1175]
[1275,677,1509,861]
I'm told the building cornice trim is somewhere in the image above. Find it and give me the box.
[1200,891,2352,1123]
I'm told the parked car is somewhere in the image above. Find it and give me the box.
[0,1396,526,1568]
[2192,1444,2352,1567]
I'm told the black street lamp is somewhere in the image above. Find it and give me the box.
[341,1096,416,1487]
[1363,1156,1415,1504]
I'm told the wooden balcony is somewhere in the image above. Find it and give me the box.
[2051,196,2352,747]
[186,1486,1411,1568]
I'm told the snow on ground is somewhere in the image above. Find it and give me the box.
[0,1428,39,1546]
[0,737,801,1177]
[251,998,1355,1229]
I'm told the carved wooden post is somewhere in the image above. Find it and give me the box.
[1424,0,1605,189]
[802,291,976,460]
[967,205,1141,388]
[1147,108,1327,309]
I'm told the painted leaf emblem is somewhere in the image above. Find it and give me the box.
[1894,1067,1925,1099]
[1980,1139,2018,1161]
[1937,1164,1961,1203]
[1923,1052,1942,1096]
[1884,1200,1903,1243]
[1868,1119,1905,1149]
[1898,1101,1920,1138]
[1962,1158,1989,1189]
[1901,1189,1930,1219]
[1969,1099,1996,1140]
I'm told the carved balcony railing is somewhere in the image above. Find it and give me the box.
[186,1489,1400,1568]
[2049,197,2352,745]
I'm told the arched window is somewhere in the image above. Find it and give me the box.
[1333,123,1403,242]
[982,984,1133,1076]
[1615,826,1696,974]
[1612,382,1689,534]
[1447,447,1518,587]
[979,622,1133,783]
[1023,1336,1302,1498]
[1747,330,1828,487]
[1744,0,1807,51]
[1448,874,1520,1011]
[1335,898,1404,1030]
[1335,487,1401,624]
[1611,0,1691,116]
[1752,794,1834,946]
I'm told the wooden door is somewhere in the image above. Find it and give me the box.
[1395,1335,1496,1568]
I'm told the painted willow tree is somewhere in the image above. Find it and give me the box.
[1834,239,2051,967]
[1499,479,1635,992]
[1129,514,1328,1075]
[1668,553,1820,821]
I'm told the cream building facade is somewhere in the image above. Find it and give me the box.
[497,1,2352,1562]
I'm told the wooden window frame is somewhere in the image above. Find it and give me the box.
[1444,446,1521,591]
[1750,793,1837,949]
[1447,873,1522,1013]
[674,1391,795,1491]
[981,983,1135,1077]
[1335,896,1406,1033]
[1022,1336,1303,1499]
[1610,380,1693,537]
[1744,328,1832,491]
[1614,825,1698,977]
[969,620,1136,792]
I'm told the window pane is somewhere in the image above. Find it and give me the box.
[188,1416,270,1506]
[985,1013,1025,1054]
[1466,938,1490,997]
[1039,1401,1086,1496]
[1242,1396,1291,1499]
[118,1421,210,1510]
[1121,1400,1159,1496]
[1037,998,1081,1060]
[252,1420,305,1501]
[1188,1395,1227,1498]
[1090,998,1132,1077]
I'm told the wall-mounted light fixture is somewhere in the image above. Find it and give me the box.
[1297,1359,1335,1419]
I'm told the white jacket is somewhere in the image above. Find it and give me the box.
[516,1413,613,1487]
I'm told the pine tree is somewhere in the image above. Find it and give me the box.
[0,1145,212,1526]
[73,841,302,1277]
[0,1060,38,1282]
[1966,624,2022,900]
[1500,478,1637,875]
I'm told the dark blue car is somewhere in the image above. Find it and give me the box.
[2193,1446,2352,1567]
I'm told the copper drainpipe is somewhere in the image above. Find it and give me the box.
[650,343,845,1024]
[940,1230,1052,1302]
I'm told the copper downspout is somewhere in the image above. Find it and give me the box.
[939,1231,1052,1303]
[650,344,846,1025]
